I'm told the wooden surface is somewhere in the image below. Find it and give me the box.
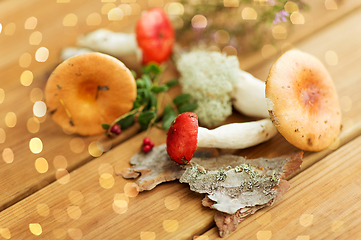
[1,0,361,239]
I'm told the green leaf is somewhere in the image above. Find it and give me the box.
[137,88,150,105]
[117,114,135,130]
[151,85,169,93]
[143,63,162,75]
[102,124,111,130]
[173,93,191,106]
[136,79,145,88]
[178,102,198,113]
[138,110,156,130]
[165,79,178,88]
[149,92,157,109]
[162,105,177,130]
[142,74,152,90]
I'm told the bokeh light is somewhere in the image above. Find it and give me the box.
[53,155,68,170]
[68,228,83,240]
[112,199,128,214]
[0,128,5,143]
[223,0,239,7]
[191,15,207,28]
[5,112,17,128]
[162,220,178,232]
[30,88,44,103]
[33,101,47,117]
[35,157,49,173]
[0,228,11,239]
[256,230,272,240]
[0,88,4,103]
[56,169,70,184]
[29,137,43,154]
[331,220,344,232]
[214,30,230,44]
[222,46,237,56]
[325,50,338,65]
[284,1,299,13]
[63,13,78,26]
[124,182,139,197]
[99,173,115,189]
[37,203,50,217]
[19,53,32,68]
[140,232,156,240]
[29,223,42,236]
[272,25,287,39]
[325,0,338,10]
[53,229,67,239]
[88,141,103,157]
[299,213,314,227]
[20,70,33,86]
[164,196,180,210]
[69,191,84,205]
[29,31,42,45]
[4,23,16,35]
[108,8,124,20]
[290,12,305,24]
[86,13,102,26]
[67,206,82,219]
[35,47,49,62]
[165,2,184,15]
[101,3,117,14]
[70,138,85,153]
[27,117,40,133]
[2,148,14,164]
[242,7,257,20]
[24,17,38,29]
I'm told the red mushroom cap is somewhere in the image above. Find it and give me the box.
[136,8,175,65]
[166,112,199,164]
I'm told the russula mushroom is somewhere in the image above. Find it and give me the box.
[136,8,175,64]
[166,112,277,164]
[45,52,137,135]
[266,49,342,151]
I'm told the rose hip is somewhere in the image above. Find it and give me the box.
[110,124,121,135]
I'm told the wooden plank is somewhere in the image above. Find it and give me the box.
[1,1,361,239]
[201,135,361,239]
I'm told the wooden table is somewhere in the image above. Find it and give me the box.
[1,0,361,239]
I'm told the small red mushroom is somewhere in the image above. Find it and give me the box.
[136,8,175,65]
[166,113,277,165]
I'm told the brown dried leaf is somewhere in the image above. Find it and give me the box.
[116,144,185,191]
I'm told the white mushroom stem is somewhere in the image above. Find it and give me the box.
[197,119,277,149]
[231,69,270,118]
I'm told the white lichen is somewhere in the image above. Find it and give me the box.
[176,50,240,127]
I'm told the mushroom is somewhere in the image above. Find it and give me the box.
[266,49,342,151]
[166,112,278,164]
[45,52,137,135]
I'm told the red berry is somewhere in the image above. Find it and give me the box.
[143,137,151,145]
[143,144,152,153]
[110,124,121,135]
[149,141,155,148]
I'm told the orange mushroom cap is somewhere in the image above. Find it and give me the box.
[45,52,137,136]
[266,50,341,151]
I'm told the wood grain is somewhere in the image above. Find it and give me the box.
[1,0,361,239]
